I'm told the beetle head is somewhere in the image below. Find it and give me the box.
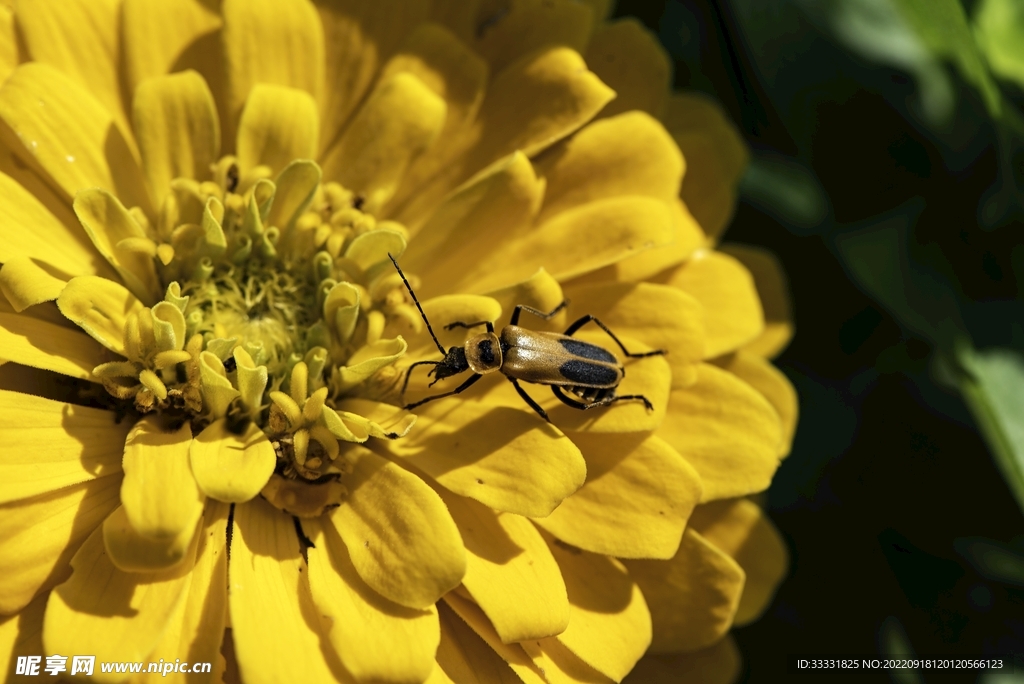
[428,346,470,386]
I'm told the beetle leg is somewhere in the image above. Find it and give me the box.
[403,373,483,410]
[562,315,665,358]
[552,385,591,410]
[509,300,568,326]
[401,360,442,400]
[444,320,495,333]
[552,386,655,412]
[508,377,550,422]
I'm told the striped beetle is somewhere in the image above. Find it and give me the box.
[389,254,665,422]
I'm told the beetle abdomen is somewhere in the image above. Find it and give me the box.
[559,359,619,387]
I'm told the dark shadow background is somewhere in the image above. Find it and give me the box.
[614,0,1024,681]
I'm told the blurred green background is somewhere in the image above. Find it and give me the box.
[615,0,1024,681]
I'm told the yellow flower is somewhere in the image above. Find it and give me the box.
[0,1,797,683]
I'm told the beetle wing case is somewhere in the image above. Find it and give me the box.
[500,327,623,388]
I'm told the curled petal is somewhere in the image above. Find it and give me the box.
[0,258,66,312]
[57,276,145,356]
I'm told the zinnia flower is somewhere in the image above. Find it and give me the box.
[0,1,797,682]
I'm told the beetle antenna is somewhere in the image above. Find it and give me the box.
[388,253,446,356]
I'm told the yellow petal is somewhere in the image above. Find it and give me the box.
[44,522,197,672]
[316,0,430,153]
[535,111,682,223]
[222,0,324,146]
[322,72,446,211]
[134,70,221,210]
[73,188,162,304]
[0,257,66,312]
[0,63,149,213]
[399,294,502,357]
[102,505,199,573]
[237,84,318,176]
[519,638,614,684]
[445,196,675,296]
[122,0,223,93]
[0,170,113,280]
[469,45,614,171]
[382,385,586,517]
[267,159,321,233]
[440,488,570,643]
[143,499,229,684]
[333,398,418,440]
[57,275,145,356]
[329,446,466,609]
[546,535,652,682]
[714,351,798,457]
[663,250,764,359]
[0,593,46,679]
[0,390,128,504]
[689,499,788,626]
[190,419,276,503]
[0,311,110,380]
[335,336,408,392]
[345,227,408,270]
[436,600,522,684]
[380,22,488,149]
[0,6,17,85]
[720,244,794,358]
[609,199,706,282]
[229,498,341,684]
[562,281,704,389]
[534,434,701,560]
[624,636,740,684]
[442,592,548,684]
[16,0,133,151]
[121,416,203,539]
[624,528,745,653]
[485,269,567,334]
[403,152,544,296]
[666,94,748,242]
[305,517,440,684]
[473,0,592,73]
[0,476,120,614]
[586,18,670,120]
[657,363,781,502]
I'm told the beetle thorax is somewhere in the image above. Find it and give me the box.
[465,332,503,374]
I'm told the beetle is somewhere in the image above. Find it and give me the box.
[388,254,665,422]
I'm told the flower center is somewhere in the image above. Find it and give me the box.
[92,158,423,503]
